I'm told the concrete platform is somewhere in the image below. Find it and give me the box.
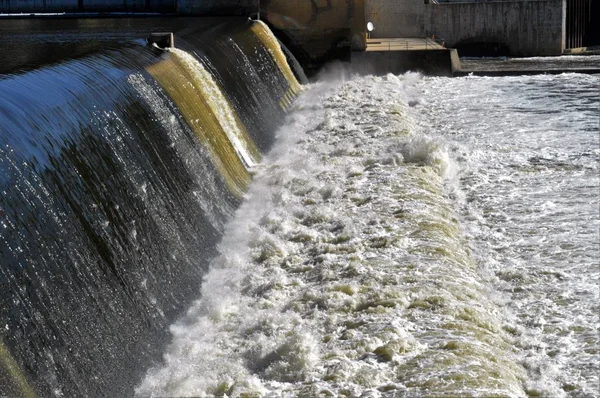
[456,54,600,76]
[365,37,444,51]
[351,37,460,77]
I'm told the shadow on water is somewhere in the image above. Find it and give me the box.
[0,17,296,397]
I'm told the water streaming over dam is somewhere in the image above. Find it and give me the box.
[136,70,599,397]
[0,18,299,397]
[0,17,598,398]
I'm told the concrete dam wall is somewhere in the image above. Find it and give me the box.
[425,0,566,56]
[366,0,567,56]
[0,0,366,77]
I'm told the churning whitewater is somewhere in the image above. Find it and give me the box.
[137,72,539,397]
[417,73,599,398]
[137,70,599,397]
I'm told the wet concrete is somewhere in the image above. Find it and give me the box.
[456,55,600,76]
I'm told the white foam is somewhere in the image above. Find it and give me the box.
[136,73,528,397]
[416,72,600,396]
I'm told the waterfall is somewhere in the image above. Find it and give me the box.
[0,18,299,397]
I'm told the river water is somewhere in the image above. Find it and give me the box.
[1,17,598,396]
[0,18,298,397]
[417,73,599,397]
[137,71,599,397]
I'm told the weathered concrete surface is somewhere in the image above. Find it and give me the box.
[425,0,566,56]
[366,0,426,38]
[262,0,366,77]
[264,0,365,50]
[352,48,460,77]
[365,37,443,51]
[366,0,567,56]
[147,32,174,48]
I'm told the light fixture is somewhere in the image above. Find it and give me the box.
[367,22,374,39]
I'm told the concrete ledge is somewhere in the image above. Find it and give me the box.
[147,32,174,49]
[564,46,600,55]
[351,48,459,77]
[454,68,600,77]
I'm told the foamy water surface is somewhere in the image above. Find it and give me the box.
[415,73,599,397]
[137,72,599,397]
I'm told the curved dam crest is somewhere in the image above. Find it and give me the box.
[1,16,598,398]
[0,18,299,397]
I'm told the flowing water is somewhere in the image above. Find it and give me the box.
[136,71,599,397]
[0,16,598,398]
[0,18,298,397]
[416,73,599,397]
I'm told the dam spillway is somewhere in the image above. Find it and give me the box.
[137,71,599,397]
[0,17,300,397]
[1,14,599,398]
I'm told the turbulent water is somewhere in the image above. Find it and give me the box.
[137,71,599,397]
[417,73,600,397]
[1,17,598,397]
[0,18,298,397]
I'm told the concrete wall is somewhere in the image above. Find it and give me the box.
[365,0,566,56]
[262,0,366,76]
[263,0,366,50]
[425,0,566,55]
[351,48,460,76]
[366,0,426,38]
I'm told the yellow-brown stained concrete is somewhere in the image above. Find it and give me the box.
[0,342,36,398]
